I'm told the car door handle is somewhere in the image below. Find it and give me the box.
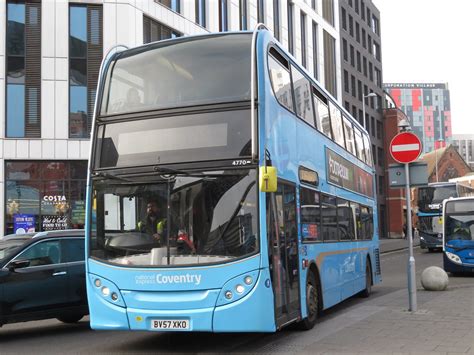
[52,271,67,276]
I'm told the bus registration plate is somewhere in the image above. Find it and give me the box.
[151,319,189,330]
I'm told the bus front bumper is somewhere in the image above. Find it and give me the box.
[87,269,276,332]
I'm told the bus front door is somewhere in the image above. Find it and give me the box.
[267,183,301,328]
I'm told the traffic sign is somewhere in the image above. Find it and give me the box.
[389,132,422,164]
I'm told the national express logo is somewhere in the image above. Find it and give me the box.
[135,274,202,286]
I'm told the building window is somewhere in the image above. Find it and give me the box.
[344,70,349,93]
[341,7,347,30]
[143,15,181,44]
[373,42,380,61]
[219,0,228,32]
[239,2,247,30]
[323,30,337,98]
[155,0,180,14]
[361,1,365,20]
[356,22,360,43]
[348,15,353,36]
[6,0,41,138]
[69,4,103,139]
[312,22,318,79]
[357,80,362,101]
[288,2,294,55]
[342,38,348,61]
[362,28,366,48]
[273,0,279,40]
[376,120,382,139]
[322,0,334,26]
[257,0,265,24]
[356,50,361,72]
[351,75,356,97]
[374,67,381,86]
[350,44,354,66]
[372,15,379,35]
[5,161,88,235]
[195,0,206,27]
[363,56,367,76]
[369,62,373,81]
[301,11,307,68]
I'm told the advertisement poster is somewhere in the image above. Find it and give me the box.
[13,214,36,234]
[42,215,69,231]
[326,148,374,198]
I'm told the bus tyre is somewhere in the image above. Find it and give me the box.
[300,270,319,330]
[360,260,372,298]
[57,314,84,324]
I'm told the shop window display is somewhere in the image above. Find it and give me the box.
[5,161,87,235]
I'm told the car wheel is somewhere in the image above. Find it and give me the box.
[428,248,434,253]
[299,270,319,330]
[360,260,372,298]
[57,314,84,324]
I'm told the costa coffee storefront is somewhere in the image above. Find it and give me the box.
[4,161,87,235]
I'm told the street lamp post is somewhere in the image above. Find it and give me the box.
[362,92,377,130]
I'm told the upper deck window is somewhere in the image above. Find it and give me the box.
[268,50,293,112]
[329,102,344,147]
[291,65,314,127]
[101,34,252,116]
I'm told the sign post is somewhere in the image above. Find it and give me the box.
[390,131,422,312]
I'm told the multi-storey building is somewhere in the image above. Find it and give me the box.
[452,134,474,170]
[338,0,386,237]
[384,83,452,153]
[0,0,342,235]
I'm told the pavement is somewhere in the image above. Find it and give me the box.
[257,238,474,355]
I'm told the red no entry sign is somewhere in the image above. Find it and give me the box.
[389,132,422,164]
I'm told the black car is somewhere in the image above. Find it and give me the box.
[0,230,88,327]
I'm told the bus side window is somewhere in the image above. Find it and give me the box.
[362,133,373,166]
[353,202,362,240]
[354,127,366,162]
[342,116,356,155]
[300,187,321,242]
[268,49,294,112]
[329,102,345,147]
[291,65,315,127]
[337,198,354,241]
[313,88,332,139]
[321,195,338,241]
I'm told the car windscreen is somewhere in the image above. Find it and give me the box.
[100,34,252,116]
[418,185,457,213]
[0,239,28,263]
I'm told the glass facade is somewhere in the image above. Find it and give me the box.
[5,161,88,235]
[6,1,41,138]
[69,4,103,138]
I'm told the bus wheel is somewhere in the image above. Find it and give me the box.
[360,260,372,298]
[300,270,319,330]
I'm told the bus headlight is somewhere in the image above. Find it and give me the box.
[89,274,126,307]
[445,251,462,265]
[217,270,259,306]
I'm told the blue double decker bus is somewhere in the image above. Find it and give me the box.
[85,27,381,332]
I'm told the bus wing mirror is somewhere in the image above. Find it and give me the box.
[259,166,277,192]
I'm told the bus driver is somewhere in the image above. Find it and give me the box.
[138,201,166,243]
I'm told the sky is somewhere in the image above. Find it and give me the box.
[371,0,474,135]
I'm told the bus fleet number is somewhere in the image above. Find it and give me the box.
[232,160,251,166]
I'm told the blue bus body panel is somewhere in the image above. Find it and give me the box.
[257,31,380,314]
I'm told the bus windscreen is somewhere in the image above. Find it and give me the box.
[101,34,252,116]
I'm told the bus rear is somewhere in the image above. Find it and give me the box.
[442,197,474,274]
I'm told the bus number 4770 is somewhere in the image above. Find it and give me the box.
[232,160,251,166]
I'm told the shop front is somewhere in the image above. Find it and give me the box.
[4,161,88,235]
